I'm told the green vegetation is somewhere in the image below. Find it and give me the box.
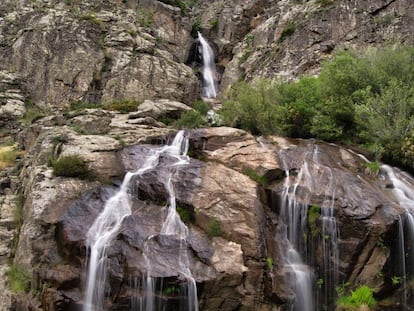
[207,218,222,237]
[176,205,191,223]
[391,276,401,285]
[50,154,91,179]
[317,278,324,289]
[137,9,154,27]
[278,21,296,43]
[174,110,206,129]
[7,264,30,293]
[266,257,273,270]
[0,143,22,170]
[174,100,210,129]
[191,19,202,37]
[80,12,104,28]
[364,161,381,176]
[336,285,377,310]
[68,100,103,111]
[307,205,321,237]
[242,167,267,185]
[104,99,141,113]
[21,100,44,125]
[221,46,414,172]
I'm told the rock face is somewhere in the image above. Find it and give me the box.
[6,115,410,310]
[1,0,414,310]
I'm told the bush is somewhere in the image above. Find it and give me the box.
[174,110,206,129]
[207,218,222,237]
[336,285,377,310]
[221,80,289,135]
[105,100,141,113]
[50,154,91,179]
[0,144,21,170]
[7,264,30,293]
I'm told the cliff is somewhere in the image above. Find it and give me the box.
[1,0,414,310]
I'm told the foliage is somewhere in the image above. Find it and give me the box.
[21,100,44,125]
[50,154,91,179]
[193,99,210,115]
[222,46,414,171]
[278,21,296,43]
[176,205,191,223]
[191,19,202,37]
[242,167,267,185]
[221,79,290,135]
[207,218,222,237]
[307,205,321,237]
[137,9,154,27]
[174,110,206,129]
[363,161,381,176]
[104,99,141,113]
[7,264,30,293]
[69,100,103,111]
[80,13,104,28]
[391,276,401,285]
[336,285,377,310]
[266,257,273,270]
[0,144,22,170]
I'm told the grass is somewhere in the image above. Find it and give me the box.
[104,99,141,113]
[242,167,267,185]
[307,205,321,237]
[207,218,222,237]
[0,144,21,170]
[7,264,30,293]
[50,154,92,179]
[336,285,377,310]
[278,21,295,43]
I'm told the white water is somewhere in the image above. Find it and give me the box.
[381,164,414,307]
[83,131,197,311]
[198,32,217,98]
[280,168,314,311]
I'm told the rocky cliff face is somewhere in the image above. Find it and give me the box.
[1,0,414,310]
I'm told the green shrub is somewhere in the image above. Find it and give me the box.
[174,110,206,129]
[242,167,267,185]
[69,100,102,111]
[50,154,91,179]
[278,21,295,43]
[7,264,30,293]
[105,99,140,113]
[176,205,191,223]
[336,285,377,309]
[193,100,210,115]
[307,205,321,237]
[137,9,154,27]
[207,218,222,237]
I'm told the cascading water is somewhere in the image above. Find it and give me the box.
[381,165,414,308]
[83,131,197,311]
[278,145,340,311]
[197,32,217,98]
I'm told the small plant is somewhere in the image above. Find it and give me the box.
[0,144,22,170]
[137,9,154,27]
[80,12,104,28]
[21,100,44,125]
[376,236,387,249]
[193,100,210,115]
[69,100,103,111]
[336,285,377,310]
[209,19,219,29]
[307,205,321,237]
[364,161,381,176]
[242,167,267,185]
[207,218,222,237]
[278,21,295,43]
[176,205,191,223]
[174,110,206,129]
[7,264,30,293]
[391,276,401,285]
[317,278,324,289]
[266,257,273,270]
[191,19,201,37]
[164,284,180,296]
[50,154,91,179]
[105,99,141,113]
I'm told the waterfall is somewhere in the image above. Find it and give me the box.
[381,165,414,308]
[198,32,217,98]
[83,131,197,311]
[280,167,314,311]
[278,145,341,310]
